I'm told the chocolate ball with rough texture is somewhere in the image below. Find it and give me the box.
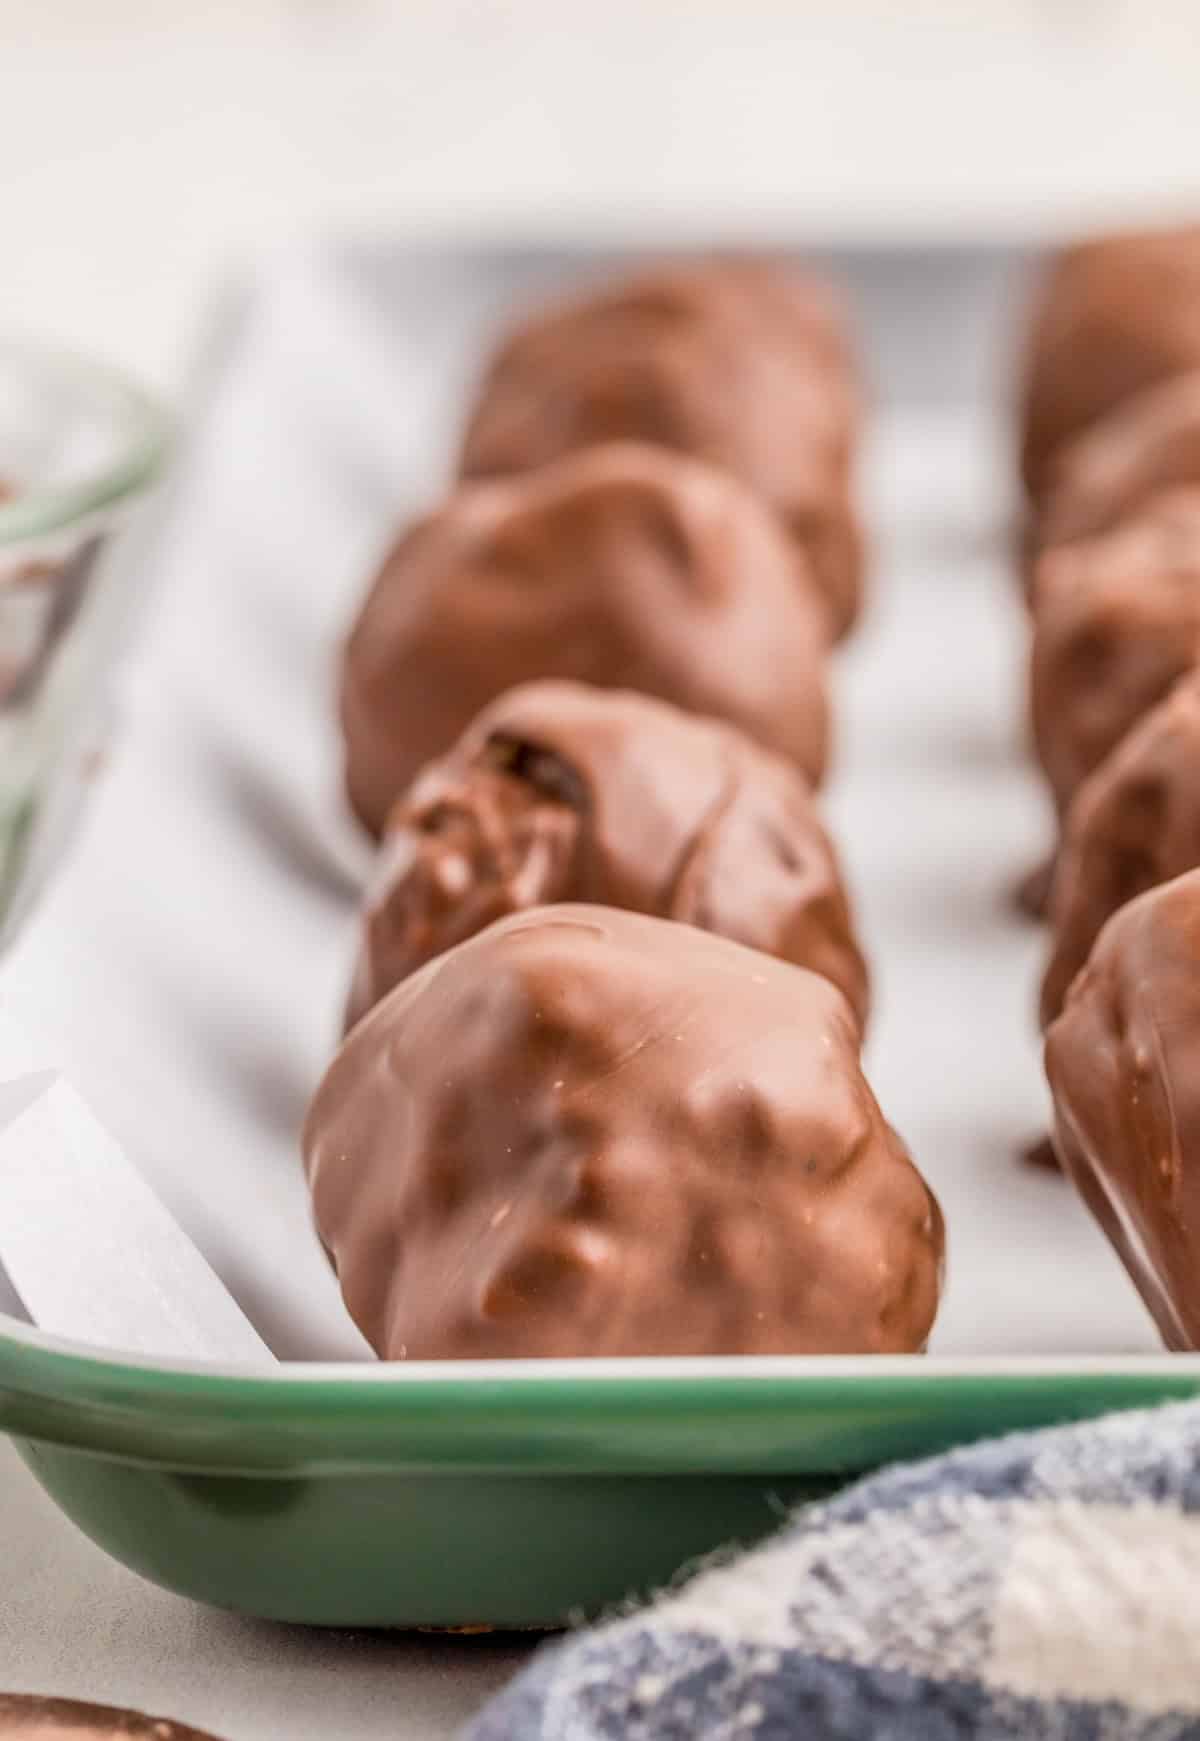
[1042,674,1200,1026]
[1046,868,1200,1350]
[306,906,943,1361]
[341,442,832,837]
[347,680,868,1032]
[1038,371,1200,555]
[1030,488,1200,816]
[1020,226,1200,502]
[458,259,864,637]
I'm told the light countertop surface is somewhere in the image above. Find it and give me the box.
[0,1441,531,1738]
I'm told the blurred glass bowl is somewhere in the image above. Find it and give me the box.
[0,339,170,946]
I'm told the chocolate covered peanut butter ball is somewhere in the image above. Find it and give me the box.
[1046,869,1200,1350]
[346,680,868,1031]
[307,907,943,1361]
[1042,674,1200,1026]
[459,259,864,636]
[1030,489,1200,816]
[0,1694,224,1740]
[341,442,832,836]
[1020,226,1200,501]
[1038,371,1200,556]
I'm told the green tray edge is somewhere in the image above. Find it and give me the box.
[3,1323,1199,1477]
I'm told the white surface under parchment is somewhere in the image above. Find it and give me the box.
[0,247,1161,1362]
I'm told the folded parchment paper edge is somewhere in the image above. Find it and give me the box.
[0,1070,276,1366]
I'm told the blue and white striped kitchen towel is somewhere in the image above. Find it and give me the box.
[468,1400,1200,1738]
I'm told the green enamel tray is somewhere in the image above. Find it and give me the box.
[2,245,1194,1633]
[2,1322,1199,1627]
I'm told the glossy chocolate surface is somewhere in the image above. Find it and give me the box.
[1046,869,1200,1350]
[458,258,864,637]
[1020,226,1200,501]
[341,442,831,836]
[1030,489,1200,815]
[307,906,942,1361]
[0,1695,222,1740]
[347,680,867,1032]
[1042,674,1200,1025]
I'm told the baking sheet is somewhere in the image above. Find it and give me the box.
[0,244,1162,1362]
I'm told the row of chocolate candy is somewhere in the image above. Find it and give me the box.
[1021,227,1200,1349]
[302,259,945,1362]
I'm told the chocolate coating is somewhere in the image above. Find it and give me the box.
[1042,674,1200,1026]
[458,259,864,637]
[0,1695,222,1740]
[1020,226,1200,501]
[341,442,832,837]
[347,680,868,1033]
[306,906,943,1360]
[1045,869,1200,1350]
[1030,488,1200,815]
[1038,371,1200,553]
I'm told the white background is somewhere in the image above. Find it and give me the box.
[3,0,1200,386]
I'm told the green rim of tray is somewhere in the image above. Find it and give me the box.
[2,1319,1198,1477]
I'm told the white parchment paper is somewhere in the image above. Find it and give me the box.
[0,1072,274,1362]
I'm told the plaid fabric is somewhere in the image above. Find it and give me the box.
[467,1402,1200,1738]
